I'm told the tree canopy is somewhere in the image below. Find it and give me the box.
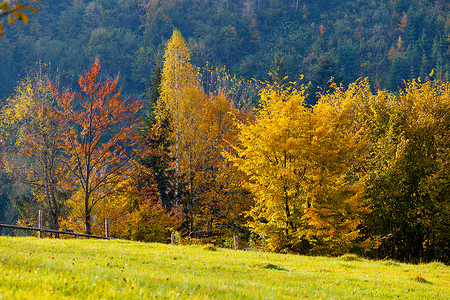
[0,2,449,264]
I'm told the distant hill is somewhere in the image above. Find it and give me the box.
[1,0,449,99]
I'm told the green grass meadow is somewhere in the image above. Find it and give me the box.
[0,237,448,299]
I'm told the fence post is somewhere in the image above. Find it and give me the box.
[38,210,43,239]
[171,233,175,245]
[233,235,239,249]
[105,219,110,239]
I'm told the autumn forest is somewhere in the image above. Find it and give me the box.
[0,0,449,264]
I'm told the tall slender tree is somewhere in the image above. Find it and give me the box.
[269,52,289,88]
[156,29,200,208]
[138,64,175,209]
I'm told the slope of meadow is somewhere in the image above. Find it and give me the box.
[0,236,448,299]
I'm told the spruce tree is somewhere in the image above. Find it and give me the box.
[305,53,342,106]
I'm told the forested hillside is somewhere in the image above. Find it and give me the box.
[0,0,449,99]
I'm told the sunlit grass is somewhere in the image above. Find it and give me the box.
[0,236,448,299]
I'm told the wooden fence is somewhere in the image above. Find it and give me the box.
[0,210,110,239]
[1,210,241,248]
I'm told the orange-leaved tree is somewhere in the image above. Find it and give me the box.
[191,92,253,242]
[48,59,143,235]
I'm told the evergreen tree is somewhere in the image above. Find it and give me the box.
[269,52,289,87]
[419,52,431,79]
[306,54,342,106]
[336,43,360,87]
[138,64,175,209]
[387,54,409,91]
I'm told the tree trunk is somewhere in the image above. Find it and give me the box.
[85,192,91,235]
[174,55,180,208]
[85,214,91,235]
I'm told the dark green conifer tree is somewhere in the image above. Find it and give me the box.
[137,64,174,209]
[269,52,289,87]
[305,53,342,106]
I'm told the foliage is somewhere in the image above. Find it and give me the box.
[229,80,372,255]
[0,237,448,299]
[364,78,450,263]
[155,29,202,210]
[150,30,254,241]
[269,52,290,88]
[189,92,253,242]
[60,175,183,242]
[199,62,260,108]
[302,80,371,254]
[117,171,183,243]
[2,0,449,99]
[0,0,40,36]
[1,1,449,263]
[305,54,343,106]
[0,66,64,230]
[126,193,182,243]
[48,58,143,235]
[228,83,311,252]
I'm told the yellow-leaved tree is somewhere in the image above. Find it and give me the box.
[157,29,198,206]
[227,83,312,252]
[154,29,206,233]
[0,68,64,230]
[229,80,371,254]
[304,80,371,254]
[151,29,253,240]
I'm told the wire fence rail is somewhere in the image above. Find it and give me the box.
[0,210,111,239]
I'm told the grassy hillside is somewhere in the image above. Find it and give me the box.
[0,237,448,299]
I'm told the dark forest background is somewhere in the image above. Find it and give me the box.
[0,0,449,101]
